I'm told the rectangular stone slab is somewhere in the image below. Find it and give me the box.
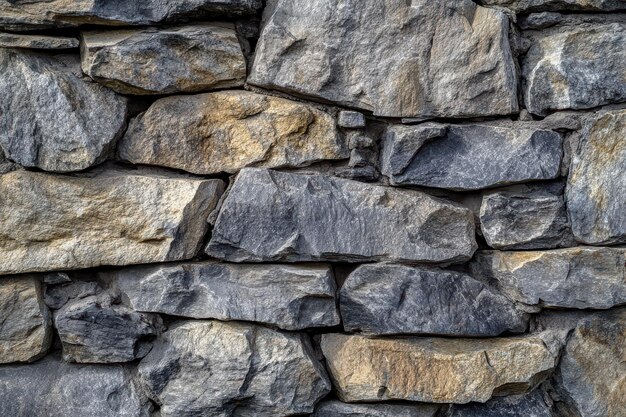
[0,169,224,275]
[206,168,477,264]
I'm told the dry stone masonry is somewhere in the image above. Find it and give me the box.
[0,0,624,416]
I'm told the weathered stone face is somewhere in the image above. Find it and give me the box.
[449,390,555,417]
[313,401,440,417]
[340,264,528,337]
[0,355,151,417]
[380,124,562,191]
[0,49,127,172]
[0,32,78,49]
[471,248,626,309]
[566,110,626,245]
[523,23,626,115]
[555,309,626,417]
[0,277,51,364]
[81,24,246,95]
[250,0,518,118]
[106,261,339,330]
[0,169,224,275]
[119,91,347,174]
[206,168,477,264]
[138,320,330,417]
[0,0,263,30]
[481,0,626,12]
[320,333,558,404]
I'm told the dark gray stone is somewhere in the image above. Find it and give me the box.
[338,111,366,129]
[449,390,554,417]
[519,12,563,30]
[313,401,440,417]
[340,264,528,337]
[380,123,562,191]
[481,0,626,12]
[206,168,477,264]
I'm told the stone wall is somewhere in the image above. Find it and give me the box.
[0,1,624,416]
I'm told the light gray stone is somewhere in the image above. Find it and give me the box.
[338,111,366,129]
[0,169,224,275]
[206,168,477,264]
[106,261,339,330]
[481,0,626,12]
[119,91,346,174]
[0,355,151,417]
[340,264,528,336]
[0,276,51,364]
[0,32,78,49]
[250,0,518,119]
[471,248,626,309]
[313,401,440,417]
[0,49,127,172]
[567,109,626,245]
[81,24,245,95]
[448,390,554,417]
[380,123,562,191]
[523,23,626,115]
[138,320,330,417]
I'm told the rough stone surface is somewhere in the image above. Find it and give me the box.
[54,295,162,363]
[338,111,366,129]
[481,0,626,12]
[340,264,528,336]
[471,248,626,309]
[523,23,626,115]
[81,24,246,95]
[520,12,563,30]
[380,124,562,190]
[0,355,151,417]
[250,0,518,118]
[0,169,224,275]
[313,401,440,417]
[138,320,330,417]
[555,308,626,417]
[480,188,573,250]
[206,168,477,264]
[566,110,626,245]
[0,48,128,172]
[107,261,339,330]
[320,333,558,404]
[119,91,347,174]
[0,0,263,30]
[0,277,51,363]
[0,32,78,49]
[448,390,554,417]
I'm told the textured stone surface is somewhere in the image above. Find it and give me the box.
[555,309,626,417]
[0,0,262,30]
[119,91,346,174]
[107,261,339,330]
[320,333,558,404]
[523,23,626,115]
[0,49,127,172]
[471,248,626,309]
[480,188,573,250]
[0,355,151,417]
[0,169,224,275]
[481,0,626,12]
[250,0,518,118]
[449,390,554,417]
[340,264,528,336]
[338,111,366,129]
[54,295,162,363]
[206,168,477,263]
[0,277,51,363]
[0,32,78,49]
[138,320,330,417]
[567,110,626,245]
[313,401,440,417]
[81,24,245,95]
[380,124,562,190]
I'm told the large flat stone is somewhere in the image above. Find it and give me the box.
[481,0,626,12]
[320,333,558,404]
[0,355,151,417]
[138,320,330,417]
[81,24,246,95]
[0,32,78,49]
[0,277,51,363]
[449,390,555,417]
[313,401,440,417]
[0,169,224,275]
[471,248,626,309]
[118,91,346,174]
[249,0,518,118]
[206,168,477,264]
[0,49,127,172]
[380,123,562,190]
[566,110,626,245]
[106,261,339,330]
[340,264,528,336]
[523,23,626,115]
